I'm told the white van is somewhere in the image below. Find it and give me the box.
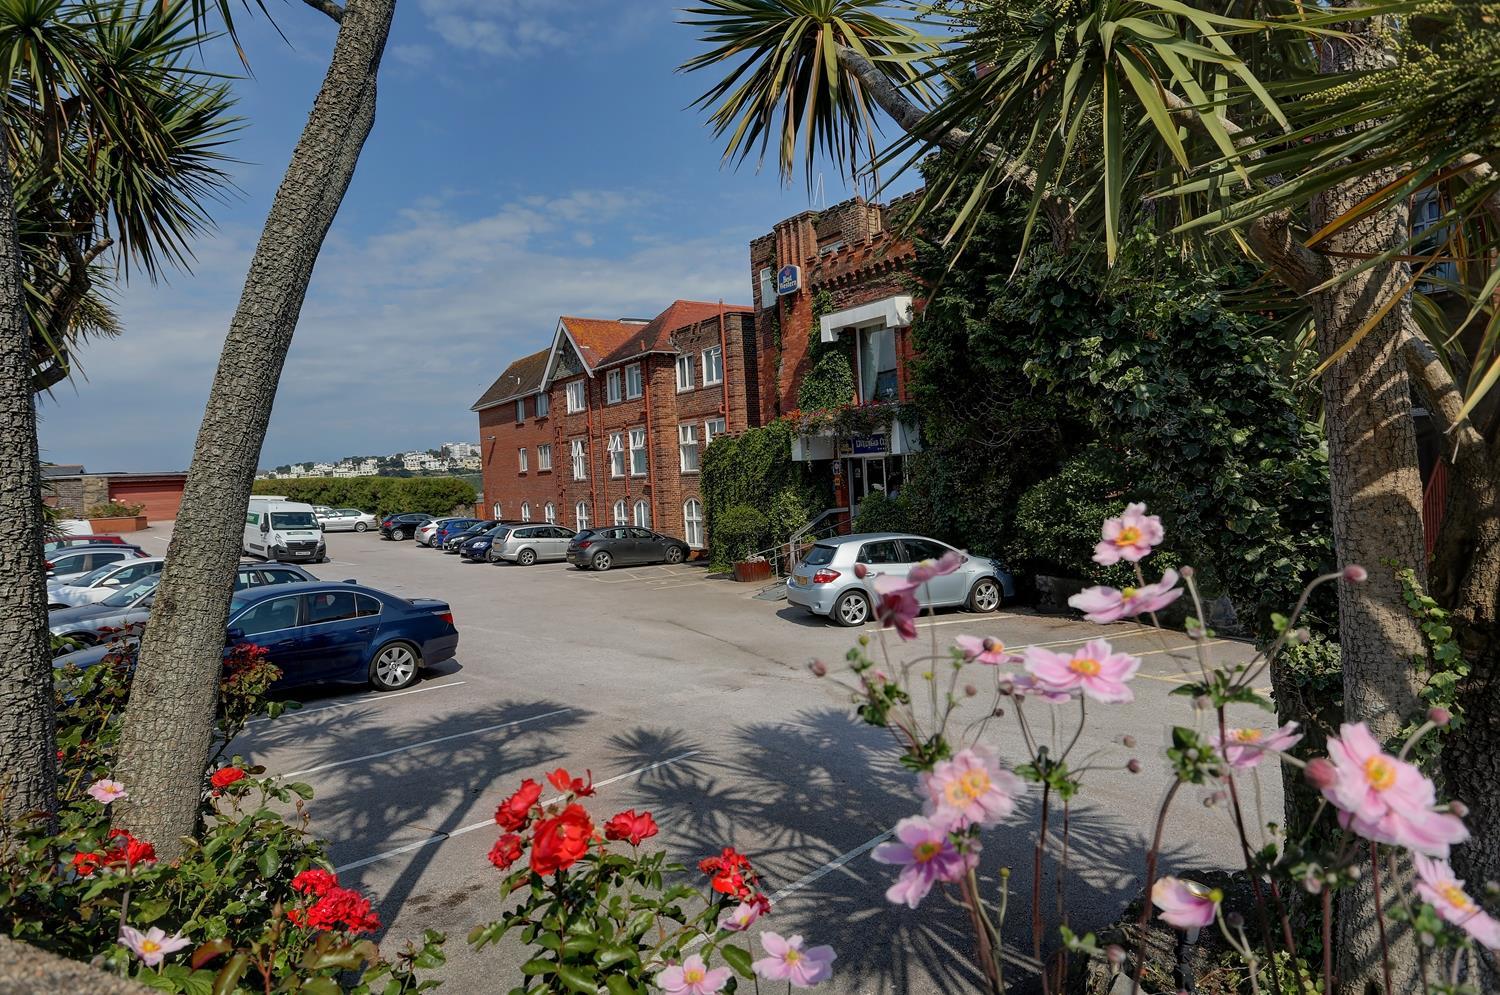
[244,496,327,563]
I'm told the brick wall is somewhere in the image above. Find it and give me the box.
[478,394,558,523]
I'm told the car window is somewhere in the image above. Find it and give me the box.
[355,594,382,618]
[51,553,86,574]
[902,538,953,563]
[103,576,159,607]
[339,509,360,516]
[629,528,655,539]
[108,562,158,586]
[306,591,357,624]
[234,596,300,636]
[856,540,905,565]
[70,563,119,587]
[573,530,595,542]
[801,544,836,567]
[233,571,256,590]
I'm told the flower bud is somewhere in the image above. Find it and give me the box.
[998,679,1015,696]
[1294,627,1311,644]
[1449,800,1469,818]
[983,637,999,652]
[1226,912,1244,930]
[992,706,1005,718]
[1428,706,1452,727]
[1180,565,1195,579]
[858,634,870,647]
[964,684,978,698]
[1106,945,1126,968]
[1304,757,1338,790]
[1346,864,1362,881]
[1127,759,1142,774]
[1485,881,1500,897]
[854,563,868,579]
[1122,735,1137,749]
[1342,564,1368,583]
[810,660,828,677]
[1301,872,1323,895]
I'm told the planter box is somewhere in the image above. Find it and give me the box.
[732,560,773,584]
[88,516,148,533]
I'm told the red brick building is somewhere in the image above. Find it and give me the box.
[473,195,923,545]
[472,302,756,548]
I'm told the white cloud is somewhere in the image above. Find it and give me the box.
[414,0,641,60]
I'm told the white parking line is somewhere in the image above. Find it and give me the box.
[247,681,468,726]
[280,708,572,779]
[333,750,702,873]
[768,830,893,902]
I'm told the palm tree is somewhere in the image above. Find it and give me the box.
[682,1,1500,990]
[0,0,235,827]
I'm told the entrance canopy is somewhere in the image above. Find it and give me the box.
[818,295,914,343]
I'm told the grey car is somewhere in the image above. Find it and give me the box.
[48,556,165,608]
[785,533,1015,627]
[565,527,690,571]
[318,507,378,532]
[489,524,577,565]
[49,562,319,651]
[45,544,145,583]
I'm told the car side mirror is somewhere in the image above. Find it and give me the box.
[225,627,245,644]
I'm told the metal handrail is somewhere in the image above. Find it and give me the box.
[737,507,847,583]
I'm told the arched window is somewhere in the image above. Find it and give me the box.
[521,503,531,522]
[491,502,502,519]
[633,499,651,528]
[683,498,704,548]
[544,502,556,524]
[575,501,590,530]
[612,499,627,525]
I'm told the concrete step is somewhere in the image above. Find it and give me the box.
[753,580,787,602]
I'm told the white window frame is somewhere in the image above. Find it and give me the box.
[612,499,627,525]
[704,417,726,448]
[684,499,704,548]
[515,399,525,423]
[566,380,586,414]
[628,427,647,477]
[606,369,623,404]
[537,443,552,471]
[535,392,550,418]
[544,502,556,524]
[521,502,532,522]
[675,354,694,392]
[608,432,625,478]
[625,363,643,399]
[702,346,723,386]
[575,501,590,531]
[633,499,651,528]
[492,502,503,519]
[571,439,588,481]
[679,423,700,473]
[517,448,528,473]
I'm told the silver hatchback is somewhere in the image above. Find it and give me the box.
[785,533,1015,627]
[489,524,576,565]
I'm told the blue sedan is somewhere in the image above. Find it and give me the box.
[226,582,458,691]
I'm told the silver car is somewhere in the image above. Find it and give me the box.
[488,524,576,565]
[785,533,1015,627]
[48,556,165,608]
[318,507,379,532]
[415,517,465,547]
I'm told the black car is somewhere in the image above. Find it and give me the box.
[442,520,500,553]
[380,513,432,541]
[459,523,521,561]
[566,527,691,572]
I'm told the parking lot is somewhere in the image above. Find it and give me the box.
[138,525,1279,993]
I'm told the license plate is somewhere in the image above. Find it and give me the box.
[793,574,809,586]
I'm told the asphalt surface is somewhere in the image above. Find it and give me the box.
[139,525,1281,994]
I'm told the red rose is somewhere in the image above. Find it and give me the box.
[298,885,380,934]
[210,767,247,790]
[291,868,338,897]
[104,829,156,869]
[488,833,524,870]
[495,778,542,831]
[699,846,756,899]
[71,852,102,877]
[603,809,658,847]
[530,803,594,876]
[545,767,595,797]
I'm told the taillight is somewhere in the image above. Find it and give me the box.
[576,540,593,550]
[811,569,841,584]
[45,560,54,570]
[436,611,454,625]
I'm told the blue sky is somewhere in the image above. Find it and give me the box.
[36,0,918,471]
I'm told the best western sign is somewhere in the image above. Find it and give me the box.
[775,264,802,296]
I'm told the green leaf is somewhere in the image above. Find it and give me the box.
[721,944,754,978]
[557,964,599,993]
[521,959,556,976]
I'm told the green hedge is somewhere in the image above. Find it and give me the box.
[700,420,829,571]
[251,476,476,517]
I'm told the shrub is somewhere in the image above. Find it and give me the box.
[1011,446,1137,582]
[87,501,145,518]
[714,504,768,563]
[850,490,914,535]
[251,476,475,517]
[701,421,828,569]
[796,346,855,411]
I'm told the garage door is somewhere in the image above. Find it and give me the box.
[109,480,184,522]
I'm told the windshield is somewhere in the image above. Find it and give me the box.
[573,530,595,542]
[103,576,159,607]
[801,544,837,567]
[70,563,120,588]
[270,512,318,530]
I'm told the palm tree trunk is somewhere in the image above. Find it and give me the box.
[0,118,57,831]
[111,0,391,857]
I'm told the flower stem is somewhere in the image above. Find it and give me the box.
[1369,841,1394,995]
[1033,782,1052,995]
[1131,779,1182,993]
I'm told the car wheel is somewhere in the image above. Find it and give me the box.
[355,522,368,532]
[834,590,871,627]
[968,578,1003,613]
[664,545,684,565]
[518,548,537,566]
[592,551,613,571]
[370,642,420,691]
[391,528,406,542]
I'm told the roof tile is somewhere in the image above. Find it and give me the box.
[471,347,550,410]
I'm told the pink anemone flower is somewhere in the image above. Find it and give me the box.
[118,925,191,968]
[752,932,836,987]
[1212,722,1303,770]
[1414,855,1500,949]
[87,778,128,804]
[1023,639,1140,704]
[871,814,977,908]
[718,895,770,932]
[874,575,920,641]
[1000,671,1074,704]
[1068,570,1183,623]
[1151,877,1220,930]
[1320,722,1469,857]
[921,747,1024,828]
[1093,503,1164,565]
[954,635,1013,666]
[657,954,732,994]
[909,550,965,584]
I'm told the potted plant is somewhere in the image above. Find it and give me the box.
[86,501,149,533]
[732,554,773,584]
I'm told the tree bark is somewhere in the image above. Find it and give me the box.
[1311,10,1429,993]
[0,116,57,830]
[111,0,389,857]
